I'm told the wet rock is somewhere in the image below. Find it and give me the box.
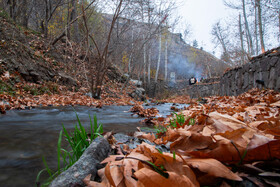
[49,137,110,187]
[130,87,146,101]
[114,133,171,152]
[130,79,142,87]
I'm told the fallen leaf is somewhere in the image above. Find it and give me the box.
[184,158,242,181]
[135,168,197,187]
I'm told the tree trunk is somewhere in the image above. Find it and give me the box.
[278,7,280,43]
[44,0,49,38]
[254,4,259,54]
[148,48,151,87]
[256,0,265,53]
[9,0,16,21]
[128,29,134,74]
[21,0,29,28]
[242,0,254,55]
[155,32,161,83]
[239,14,245,65]
[143,34,146,85]
[164,35,168,81]
[71,0,79,41]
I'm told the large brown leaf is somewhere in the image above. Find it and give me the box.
[185,158,242,181]
[135,168,197,187]
[170,132,213,152]
[152,152,199,186]
[209,112,246,131]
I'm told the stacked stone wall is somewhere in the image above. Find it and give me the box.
[186,47,280,98]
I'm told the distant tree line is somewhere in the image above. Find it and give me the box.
[211,0,279,66]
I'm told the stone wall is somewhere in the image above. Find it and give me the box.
[186,47,280,98]
[186,83,220,98]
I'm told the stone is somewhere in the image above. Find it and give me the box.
[130,88,146,101]
[49,137,110,187]
[260,58,270,72]
[276,77,280,92]
[254,71,262,88]
[268,67,276,89]
[270,57,278,67]
[252,61,261,72]
[261,71,269,87]
[276,59,280,77]
[130,79,142,87]
[243,72,249,89]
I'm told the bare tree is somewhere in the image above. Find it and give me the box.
[82,0,125,98]
[211,21,231,63]
[239,14,246,64]
[256,0,265,52]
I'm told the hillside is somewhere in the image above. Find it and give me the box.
[0,14,141,113]
[166,33,229,80]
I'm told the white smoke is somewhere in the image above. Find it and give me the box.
[168,54,202,80]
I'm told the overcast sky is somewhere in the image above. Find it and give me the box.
[177,0,232,57]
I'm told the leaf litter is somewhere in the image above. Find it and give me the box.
[85,88,280,186]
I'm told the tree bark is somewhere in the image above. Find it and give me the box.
[143,34,146,85]
[148,48,151,87]
[239,14,245,65]
[256,0,265,53]
[70,0,79,41]
[254,4,259,54]
[21,0,29,28]
[155,32,161,83]
[242,0,254,55]
[164,34,168,81]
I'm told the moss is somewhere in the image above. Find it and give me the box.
[0,80,15,95]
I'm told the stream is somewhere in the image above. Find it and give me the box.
[0,103,187,186]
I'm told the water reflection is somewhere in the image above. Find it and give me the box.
[0,103,188,186]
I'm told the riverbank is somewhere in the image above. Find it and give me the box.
[78,88,280,187]
[0,72,144,114]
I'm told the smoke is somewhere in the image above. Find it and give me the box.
[168,54,202,80]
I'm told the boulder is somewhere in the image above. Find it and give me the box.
[49,137,110,187]
[130,87,146,101]
[130,79,142,87]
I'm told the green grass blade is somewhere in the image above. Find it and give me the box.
[75,113,87,141]
[62,124,75,150]
[93,115,98,133]
[89,114,94,141]
[36,168,47,184]
[57,130,63,173]
[42,156,52,177]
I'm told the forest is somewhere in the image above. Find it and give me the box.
[0,0,279,187]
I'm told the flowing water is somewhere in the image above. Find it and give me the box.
[0,103,187,186]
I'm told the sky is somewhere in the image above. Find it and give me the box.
[177,0,232,57]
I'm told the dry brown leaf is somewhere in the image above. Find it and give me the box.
[152,152,199,186]
[245,139,280,161]
[185,158,242,181]
[134,132,156,142]
[170,132,213,152]
[209,112,245,131]
[270,100,280,107]
[216,128,248,147]
[183,139,246,164]
[247,134,274,150]
[135,168,197,187]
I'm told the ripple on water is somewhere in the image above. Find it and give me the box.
[0,103,188,186]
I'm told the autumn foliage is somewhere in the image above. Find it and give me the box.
[86,88,280,186]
